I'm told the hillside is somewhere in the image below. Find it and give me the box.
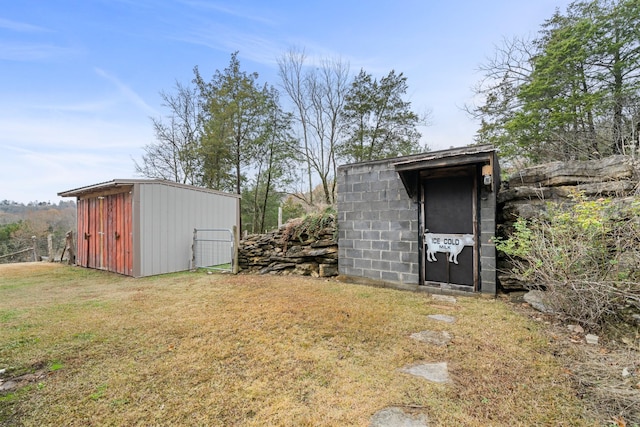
[0,200,76,263]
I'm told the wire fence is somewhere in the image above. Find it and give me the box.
[191,228,235,272]
[0,247,34,263]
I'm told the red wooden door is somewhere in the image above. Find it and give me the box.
[77,197,89,268]
[76,191,133,275]
[76,197,102,269]
[104,192,133,275]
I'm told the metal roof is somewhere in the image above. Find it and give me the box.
[57,179,241,199]
[392,144,496,170]
[391,145,498,200]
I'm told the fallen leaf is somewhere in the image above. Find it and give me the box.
[612,415,627,427]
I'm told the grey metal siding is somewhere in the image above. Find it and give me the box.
[132,187,142,277]
[137,182,239,277]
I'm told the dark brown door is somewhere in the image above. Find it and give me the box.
[421,171,476,287]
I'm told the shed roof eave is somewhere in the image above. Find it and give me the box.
[392,145,498,199]
[57,179,241,199]
[392,145,496,172]
[57,179,135,198]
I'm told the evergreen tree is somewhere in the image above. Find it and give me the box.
[469,0,640,164]
[339,69,423,163]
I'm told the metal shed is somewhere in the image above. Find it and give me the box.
[337,145,499,294]
[58,179,240,277]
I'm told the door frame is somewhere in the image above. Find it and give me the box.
[418,165,479,291]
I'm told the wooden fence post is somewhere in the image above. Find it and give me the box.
[65,231,76,265]
[232,225,239,274]
[191,228,197,271]
[47,234,54,262]
[31,236,38,262]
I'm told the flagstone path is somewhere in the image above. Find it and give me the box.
[369,294,459,427]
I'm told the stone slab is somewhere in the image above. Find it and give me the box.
[399,362,451,384]
[369,407,429,427]
[410,330,452,346]
[523,290,552,313]
[0,380,17,392]
[427,314,456,324]
[431,294,457,304]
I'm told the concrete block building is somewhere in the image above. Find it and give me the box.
[337,145,499,294]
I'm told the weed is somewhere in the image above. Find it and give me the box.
[0,309,20,323]
[89,384,107,401]
[72,332,95,341]
[0,393,17,403]
[281,207,336,247]
[496,192,640,329]
[49,361,63,371]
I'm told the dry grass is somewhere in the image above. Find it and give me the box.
[0,263,596,426]
[519,304,640,426]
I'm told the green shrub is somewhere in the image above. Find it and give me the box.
[496,192,640,329]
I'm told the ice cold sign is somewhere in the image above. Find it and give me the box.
[424,233,475,264]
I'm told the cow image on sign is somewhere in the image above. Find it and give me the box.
[424,233,475,264]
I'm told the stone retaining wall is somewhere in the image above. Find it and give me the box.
[238,224,338,277]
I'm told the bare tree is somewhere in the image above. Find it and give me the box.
[135,81,202,185]
[278,48,350,206]
[278,48,314,205]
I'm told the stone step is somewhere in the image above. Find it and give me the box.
[410,330,452,346]
[369,407,429,427]
[399,362,451,384]
[427,314,456,324]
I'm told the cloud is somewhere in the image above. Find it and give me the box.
[94,68,159,115]
[178,26,283,68]
[32,100,119,114]
[0,42,79,61]
[179,1,277,26]
[0,145,141,203]
[0,17,49,32]
[0,111,152,151]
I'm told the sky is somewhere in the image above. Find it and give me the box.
[1,0,573,204]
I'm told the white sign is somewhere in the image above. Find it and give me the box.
[424,233,475,264]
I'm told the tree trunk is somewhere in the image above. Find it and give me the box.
[612,45,624,154]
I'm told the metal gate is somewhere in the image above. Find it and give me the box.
[191,228,235,272]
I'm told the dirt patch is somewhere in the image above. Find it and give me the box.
[0,362,52,392]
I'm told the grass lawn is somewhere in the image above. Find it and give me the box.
[0,263,596,426]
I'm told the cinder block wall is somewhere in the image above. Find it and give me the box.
[479,183,497,294]
[337,158,498,294]
[336,160,419,285]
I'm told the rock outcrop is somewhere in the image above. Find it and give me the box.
[499,155,637,223]
[497,154,639,290]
